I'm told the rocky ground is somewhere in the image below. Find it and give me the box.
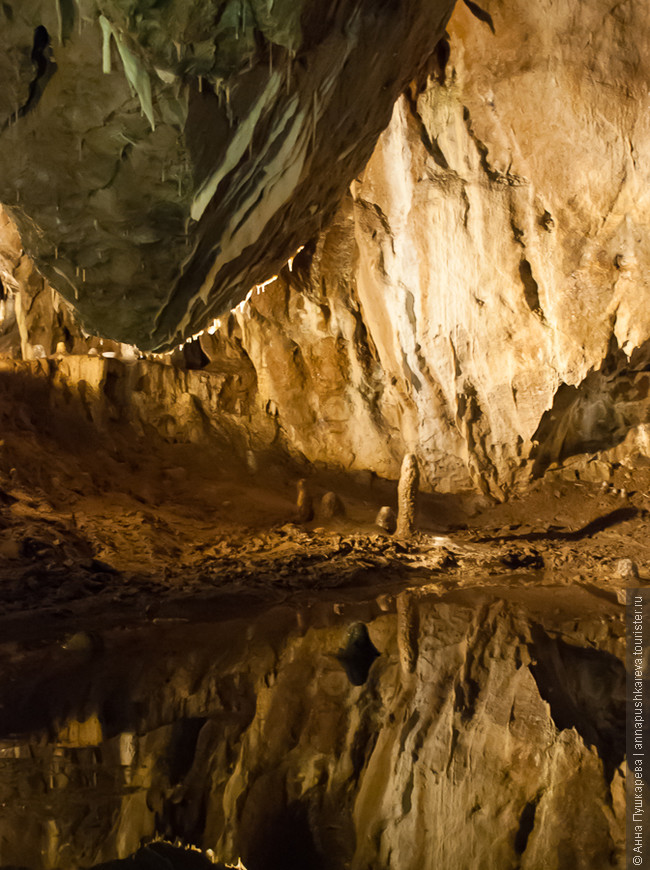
[0,362,646,645]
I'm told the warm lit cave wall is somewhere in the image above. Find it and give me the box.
[215,0,650,495]
[2,0,650,496]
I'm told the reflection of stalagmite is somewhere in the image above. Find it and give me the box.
[396,591,419,674]
[296,478,314,523]
[396,453,419,537]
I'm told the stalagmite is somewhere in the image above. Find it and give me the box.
[245,450,258,475]
[296,478,314,523]
[396,453,419,537]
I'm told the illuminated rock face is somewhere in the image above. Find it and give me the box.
[0,0,454,350]
[210,0,650,492]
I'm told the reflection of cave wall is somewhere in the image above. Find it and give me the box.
[0,593,626,870]
[528,625,626,783]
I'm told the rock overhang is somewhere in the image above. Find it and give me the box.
[0,0,455,350]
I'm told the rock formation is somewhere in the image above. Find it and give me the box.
[295,478,314,523]
[186,0,650,494]
[396,453,419,537]
[375,506,397,534]
[1,0,649,495]
[320,490,345,519]
[0,3,643,869]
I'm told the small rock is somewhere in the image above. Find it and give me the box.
[615,558,639,582]
[320,491,345,519]
[61,631,103,654]
[376,593,394,612]
[280,523,301,536]
[376,506,397,533]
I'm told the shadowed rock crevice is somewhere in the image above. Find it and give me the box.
[462,0,495,33]
[245,799,326,870]
[531,337,650,477]
[519,258,544,321]
[1,24,57,131]
[514,796,539,855]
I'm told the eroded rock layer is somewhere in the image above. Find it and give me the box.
[0,0,454,350]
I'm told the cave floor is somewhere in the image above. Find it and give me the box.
[0,392,646,646]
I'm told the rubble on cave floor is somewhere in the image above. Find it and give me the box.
[0,403,647,635]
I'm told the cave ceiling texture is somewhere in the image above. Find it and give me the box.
[0,0,456,351]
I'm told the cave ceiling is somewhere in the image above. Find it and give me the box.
[0,0,455,350]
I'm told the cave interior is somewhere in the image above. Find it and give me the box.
[0,0,647,868]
